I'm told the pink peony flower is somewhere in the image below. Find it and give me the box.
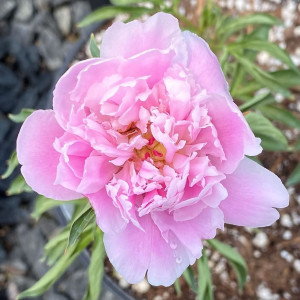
[17,13,289,286]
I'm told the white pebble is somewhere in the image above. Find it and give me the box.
[235,0,246,12]
[261,2,274,11]
[281,214,293,228]
[295,47,300,58]
[254,250,261,258]
[257,51,271,65]
[294,26,300,37]
[256,283,280,300]
[238,235,249,246]
[283,230,292,240]
[253,232,269,248]
[178,6,185,15]
[119,278,130,289]
[283,292,292,299]
[280,250,294,263]
[227,0,234,9]
[215,260,226,274]
[293,259,300,273]
[132,279,150,294]
[287,187,295,195]
[274,93,284,103]
[291,211,300,225]
[211,252,221,262]
[291,54,300,66]
[220,271,229,282]
[208,260,215,268]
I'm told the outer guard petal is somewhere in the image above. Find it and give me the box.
[183,31,229,97]
[17,110,81,200]
[101,12,181,59]
[220,157,289,227]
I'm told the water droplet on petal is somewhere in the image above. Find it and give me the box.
[176,256,182,264]
[170,242,177,249]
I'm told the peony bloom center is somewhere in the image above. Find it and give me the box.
[130,123,167,165]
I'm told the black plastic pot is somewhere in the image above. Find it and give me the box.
[52,19,137,300]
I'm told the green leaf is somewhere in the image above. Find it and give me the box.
[43,234,68,266]
[229,40,298,72]
[31,196,86,221]
[197,250,213,300]
[18,230,93,299]
[286,163,300,187]
[247,25,270,41]
[230,63,246,96]
[67,207,95,249]
[89,33,100,57]
[217,13,281,37]
[183,267,197,293]
[229,26,270,96]
[78,6,150,27]
[233,80,262,98]
[6,174,32,196]
[44,228,69,258]
[32,196,63,220]
[43,223,93,266]
[294,139,300,151]
[110,0,159,5]
[83,228,105,300]
[259,105,300,129]
[208,239,247,292]
[174,279,182,297]
[239,92,274,112]
[247,155,261,165]
[269,69,300,88]
[1,151,18,179]
[245,112,288,151]
[237,69,300,97]
[232,53,290,98]
[8,108,35,123]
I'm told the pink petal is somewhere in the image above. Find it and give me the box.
[53,58,100,128]
[203,95,249,174]
[183,32,262,157]
[100,12,182,59]
[164,76,191,120]
[103,215,152,284]
[88,189,127,234]
[220,157,289,227]
[55,156,82,191]
[17,110,81,200]
[183,31,229,97]
[146,227,192,286]
[149,207,224,285]
[77,156,119,194]
[104,214,192,286]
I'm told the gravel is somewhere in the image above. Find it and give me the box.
[54,6,72,36]
[280,214,293,228]
[293,259,300,274]
[132,279,151,294]
[256,283,280,300]
[14,0,34,22]
[0,0,16,20]
[253,232,269,249]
